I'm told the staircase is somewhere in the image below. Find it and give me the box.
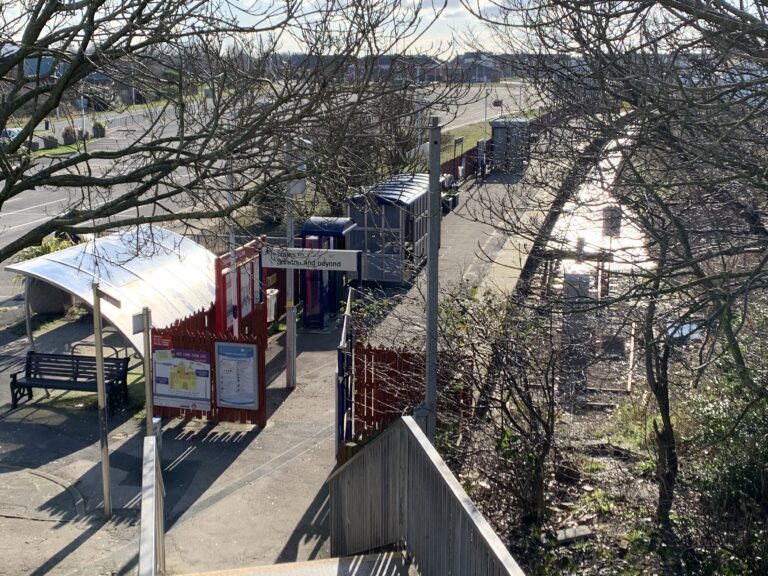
[182,552,415,575]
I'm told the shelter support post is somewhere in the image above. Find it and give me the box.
[286,198,296,389]
[92,282,112,519]
[24,277,34,352]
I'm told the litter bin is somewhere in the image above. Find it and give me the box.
[266,288,279,323]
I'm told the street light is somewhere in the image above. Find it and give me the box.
[80,95,87,141]
[284,138,311,390]
[482,86,491,180]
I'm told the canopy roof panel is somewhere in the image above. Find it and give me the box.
[301,216,357,238]
[350,173,429,207]
[6,226,215,353]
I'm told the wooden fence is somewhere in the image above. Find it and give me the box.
[329,416,526,576]
[352,343,424,439]
[351,344,470,442]
[440,144,481,180]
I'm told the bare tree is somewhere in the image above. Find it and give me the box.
[437,292,559,531]
[461,0,768,554]
[0,0,459,261]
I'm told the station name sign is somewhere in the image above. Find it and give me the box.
[261,247,360,272]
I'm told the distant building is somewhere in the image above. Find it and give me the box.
[448,52,502,83]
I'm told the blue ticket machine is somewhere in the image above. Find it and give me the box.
[301,217,357,329]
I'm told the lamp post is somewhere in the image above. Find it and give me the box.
[284,138,310,389]
[482,86,491,180]
[80,95,87,141]
[424,116,441,441]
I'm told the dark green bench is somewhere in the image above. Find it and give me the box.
[10,351,129,413]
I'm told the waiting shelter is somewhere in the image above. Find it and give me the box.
[347,173,430,284]
[6,226,216,354]
[490,116,531,174]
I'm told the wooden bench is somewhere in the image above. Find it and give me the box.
[10,351,130,413]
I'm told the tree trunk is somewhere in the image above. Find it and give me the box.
[643,254,680,532]
[654,415,678,531]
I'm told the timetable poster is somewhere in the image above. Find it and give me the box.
[215,342,259,410]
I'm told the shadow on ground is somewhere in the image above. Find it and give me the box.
[276,480,330,563]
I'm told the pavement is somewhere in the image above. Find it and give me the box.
[0,171,531,575]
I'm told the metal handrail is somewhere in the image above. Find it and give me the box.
[71,341,121,358]
[336,288,355,451]
[139,433,165,575]
[329,416,526,576]
[338,287,354,348]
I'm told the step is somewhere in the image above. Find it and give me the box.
[182,552,415,576]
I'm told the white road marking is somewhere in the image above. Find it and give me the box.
[1,197,68,214]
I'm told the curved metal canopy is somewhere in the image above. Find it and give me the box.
[6,226,215,353]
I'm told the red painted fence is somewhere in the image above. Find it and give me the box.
[351,343,470,441]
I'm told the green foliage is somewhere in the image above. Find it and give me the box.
[14,236,74,288]
[627,528,652,552]
[581,458,606,473]
[633,458,655,478]
[692,389,768,519]
[683,376,768,573]
[92,120,106,138]
[61,125,78,145]
[611,399,655,450]
[579,487,613,515]
[16,236,73,262]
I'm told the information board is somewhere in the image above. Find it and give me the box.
[215,342,259,409]
[152,337,211,410]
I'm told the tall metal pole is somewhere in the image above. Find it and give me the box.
[92,282,112,519]
[285,146,297,389]
[81,95,86,140]
[142,307,154,437]
[228,167,239,337]
[425,116,441,442]
[482,87,490,180]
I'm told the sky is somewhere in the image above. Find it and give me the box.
[1,0,500,57]
[236,0,500,56]
[416,0,493,53]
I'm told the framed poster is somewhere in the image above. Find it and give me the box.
[153,347,211,410]
[240,262,253,318]
[225,271,235,329]
[215,342,259,409]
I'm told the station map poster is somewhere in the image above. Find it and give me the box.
[215,342,259,410]
[152,335,211,410]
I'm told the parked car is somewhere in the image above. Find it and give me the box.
[0,127,23,140]
[0,128,28,154]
